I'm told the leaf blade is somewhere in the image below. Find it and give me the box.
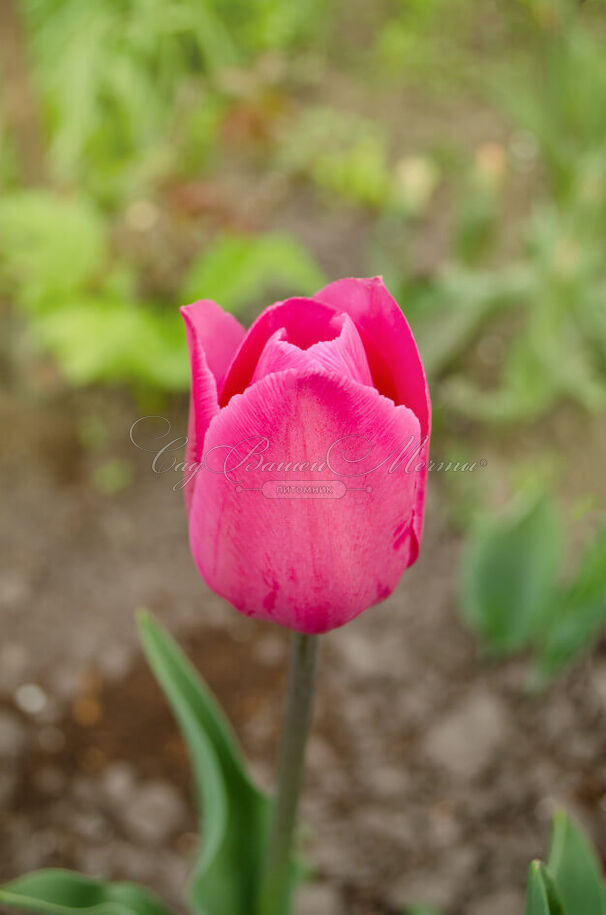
[548,810,606,915]
[525,861,565,915]
[137,612,271,915]
[459,492,563,655]
[0,870,170,915]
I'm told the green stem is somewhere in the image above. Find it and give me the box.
[257,631,319,915]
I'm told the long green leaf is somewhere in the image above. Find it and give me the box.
[0,870,170,915]
[536,519,606,680]
[548,810,606,915]
[525,861,565,915]
[137,612,272,915]
[459,492,563,655]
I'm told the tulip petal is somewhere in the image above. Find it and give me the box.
[181,299,246,393]
[181,300,246,510]
[219,297,339,406]
[252,314,373,387]
[251,328,316,384]
[306,313,373,386]
[316,276,431,557]
[189,369,421,633]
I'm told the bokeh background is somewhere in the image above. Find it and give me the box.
[1,1,606,913]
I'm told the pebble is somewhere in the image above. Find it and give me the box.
[119,781,186,845]
[0,768,18,805]
[14,683,47,715]
[337,631,382,677]
[0,642,27,691]
[98,645,132,681]
[298,882,342,915]
[468,889,523,915]
[254,634,285,666]
[389,846,476,911]
[589,662,606,710]
[37,726,66,754]
[0,572,30,610]
[33,766,67,796]
[101,761,136,802]
[422,692,509,780]
[0,709,28,757]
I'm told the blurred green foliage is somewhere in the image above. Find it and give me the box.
[3,0,606,422]
[460,491,606,684]
[0,189,325,388]
[2,3,606,680]
[279,108,394,210]
[181,233,327,313]
[0,191,106,310]
[535,810,606,915]
[460,491,563,656]
[20,0,326,197]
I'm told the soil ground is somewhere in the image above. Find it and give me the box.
[1,390,606,915]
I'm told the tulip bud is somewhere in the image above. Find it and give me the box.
[182,276,431,633]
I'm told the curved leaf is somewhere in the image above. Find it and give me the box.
[459,492,563,655]
[536,519,606,680]
[525,861,565,915]
[137,612,271,915]
[548,810,606,915]
[0,870,170,915]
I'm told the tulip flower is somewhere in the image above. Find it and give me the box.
[182,276,430,914]
[181,276,431,635]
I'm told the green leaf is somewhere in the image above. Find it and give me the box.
[414,264,531,378]
[35,297,188,391]
[180,232,326,315]
[525,861,565,915]
[0,192,106,312]
[535,519,606,680]
[459,492,563,655]
[137,612,273,915]
[0,870,170,915]
[548,810,606,915]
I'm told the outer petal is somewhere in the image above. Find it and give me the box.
[181,300,246,510]
[316,276,431,556]
[189,369,422,633]
[181,299,246,393]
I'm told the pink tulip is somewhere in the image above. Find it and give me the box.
[181,276,431,633]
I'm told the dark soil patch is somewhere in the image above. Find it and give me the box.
[1,387,606,915]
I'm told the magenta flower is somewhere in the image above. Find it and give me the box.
[181,276,431,633]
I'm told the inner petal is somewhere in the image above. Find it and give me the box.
[252,313,373,387]
[219,297,341,406]
[306,313,373,386]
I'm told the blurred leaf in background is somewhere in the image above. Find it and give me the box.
[459,491,564,656]
[278,107,393,210]
[460,490,606,683]
[546,810,606,915]
[181,232,327,315]
[0,193,326,388]
[526,861,565,915]
[19,0,330,199]
[35,297,188,390]
[0,190,106,311]
[533,519,606,684]
[444,201,606,422]
[503,1,606,203]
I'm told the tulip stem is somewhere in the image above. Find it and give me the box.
[257,631,319,915]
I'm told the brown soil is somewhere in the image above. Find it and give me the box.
[1,391,606,915]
